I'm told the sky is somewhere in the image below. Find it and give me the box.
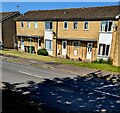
[1,2,119,14]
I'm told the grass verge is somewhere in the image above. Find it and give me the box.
[0,50,120,73]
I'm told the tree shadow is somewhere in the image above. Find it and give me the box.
[2,73,120,113]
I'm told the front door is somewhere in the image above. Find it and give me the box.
[86,43,92,60]
[62,41,67,56]
[21,38,24,51]
[38,39,41,49]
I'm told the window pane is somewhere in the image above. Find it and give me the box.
[34,21,38,28]
[108,22,113,31]
[45,40,52,50]
[64,22,68,29]
[106,45,110,56]
[74,21,78,29]
[98,44,105,55]
[45,22,49,29]
[84,21,88,29]
[28,21,30,28]
[101,21,112,32]
[21,21,24,27]
[73,41,80,47]
[50,22,52,29]
[63,42,66,49]
[50,40,52,50]
[102,44,106,55]
[45,21,52,30]
[38,40,41,46]
[45,40,49,49]
[105,21,108,32]
[101,21,106,31]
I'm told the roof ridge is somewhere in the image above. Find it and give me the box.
[0,11,19,13]
[25,5,119,13]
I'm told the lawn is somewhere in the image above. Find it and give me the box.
[0,50,120,73]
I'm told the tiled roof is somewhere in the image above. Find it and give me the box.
[15,5,120,21]
[0,11,20,21]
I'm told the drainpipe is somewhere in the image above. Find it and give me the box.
[13,35,15,50]
[55,21,58,57]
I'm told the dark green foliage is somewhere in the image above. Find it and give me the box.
[92,58,112,65]
[37,48,48,56]
[107,57,112,65]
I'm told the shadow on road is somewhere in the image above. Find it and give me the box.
[2,73,120,113]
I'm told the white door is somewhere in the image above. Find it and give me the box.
[62,41,67,56]
[21,38,24,51]
[86,43,92,60]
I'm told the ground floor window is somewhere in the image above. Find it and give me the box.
[73,41,80,47]
[45,40,52,50]
[28,38,33,45]
[98,44,110,56]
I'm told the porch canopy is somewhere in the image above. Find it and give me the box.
[14,35,44,39]
[57,37,97,42]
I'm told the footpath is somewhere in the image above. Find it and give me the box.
[1,53,114,77]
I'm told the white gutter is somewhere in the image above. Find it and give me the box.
[116,14,120,19]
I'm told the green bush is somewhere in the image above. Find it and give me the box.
[99,58,104,64]
[37,48,48,56]
[107,58,112,65]
[92,58,112,65]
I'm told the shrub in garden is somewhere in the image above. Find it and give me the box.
[107,57,112,65]
[37,48,48,56]
[92,58,112,65]
[98,58,104,64]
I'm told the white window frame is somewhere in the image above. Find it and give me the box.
[100,20,113,32]
[34,21,38,29]
[83,21,89,30]
[45,39,52,50]
[73,21,78,30]
[45,21,53,30]
[20,21,24,28]
[27,21,31,28]
[98,43,110,57]
[63,21,68,30]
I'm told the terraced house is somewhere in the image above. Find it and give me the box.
[0,11,20,48]
[15,5,120,66]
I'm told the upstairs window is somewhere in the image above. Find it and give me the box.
[84,21,89,30]
[34,21,38,29]
[64,21,68,29]
[20,21,24,28]
[101,21,113,32]
[27,21,30,28]
[73,21,78,30]
[45,21,53,30]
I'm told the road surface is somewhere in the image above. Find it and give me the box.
[1,60,120,113]
[2,60,77,84]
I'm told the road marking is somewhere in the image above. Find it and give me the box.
[94,90,120,98]
[18,71,46,79]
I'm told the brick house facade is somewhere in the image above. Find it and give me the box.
[15,5,120,66]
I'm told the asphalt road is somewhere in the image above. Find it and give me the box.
[1,60,120,113]
[2,60,77,84]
